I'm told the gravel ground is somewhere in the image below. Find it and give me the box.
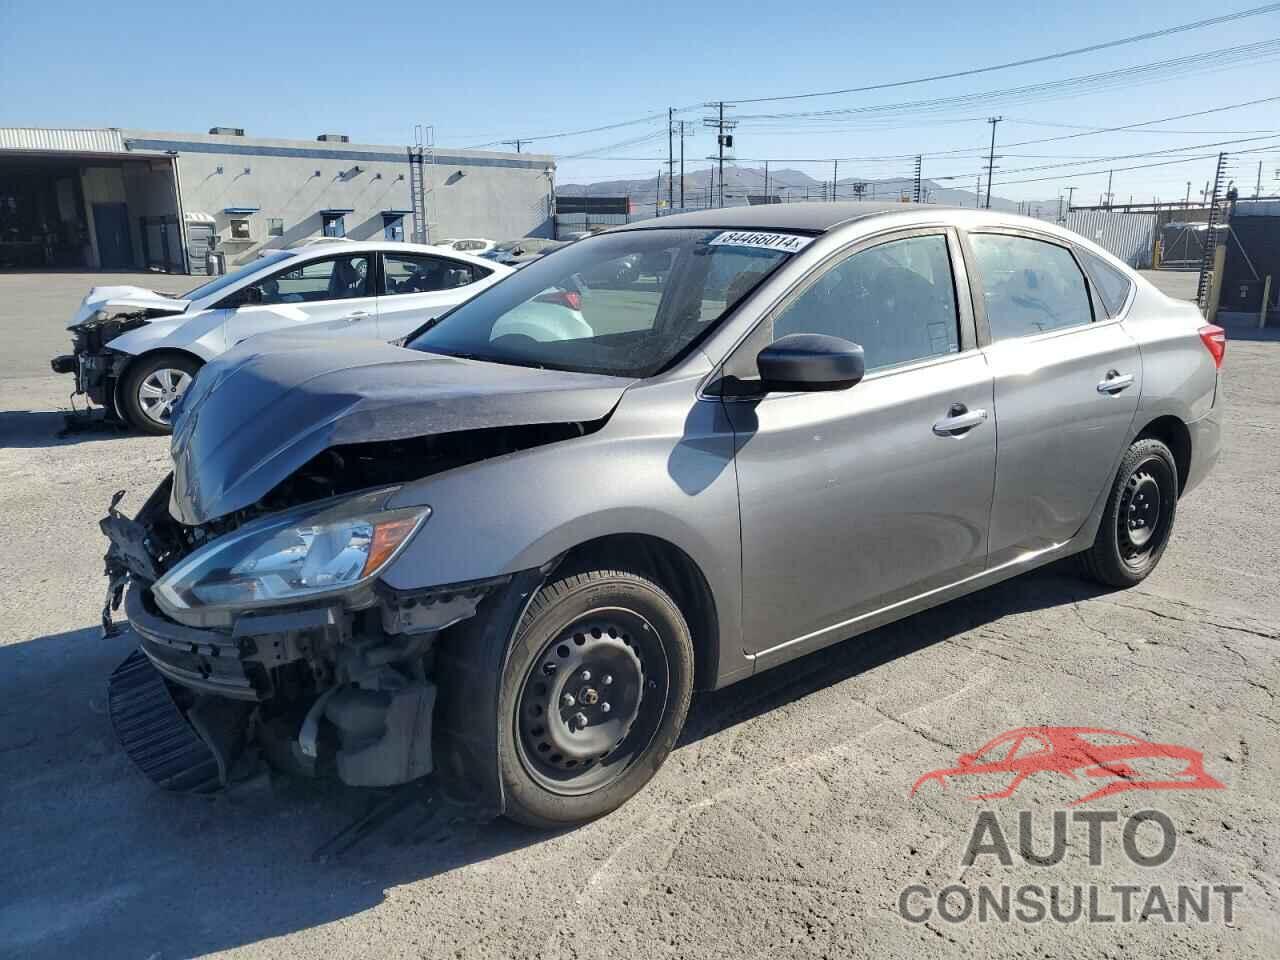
[1,271,1277,959]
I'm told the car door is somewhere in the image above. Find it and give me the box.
[225,253,379,345]
[376,251,494,340]
[964,230,1141,566]
[724,229,996,660]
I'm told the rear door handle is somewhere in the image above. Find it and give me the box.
[1097,370,1135,394]
[933,404,988,437]
[343,310,371,322]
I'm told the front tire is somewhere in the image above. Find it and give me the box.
[1081,438,1179,587]
[119,352,202,435]
[499,569,694,828]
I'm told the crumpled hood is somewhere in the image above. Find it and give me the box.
[168,335,635,525]
[69,285,190,328]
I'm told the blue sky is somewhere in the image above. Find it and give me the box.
[2,0,1279,204]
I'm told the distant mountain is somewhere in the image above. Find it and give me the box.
[557,166,1060,219]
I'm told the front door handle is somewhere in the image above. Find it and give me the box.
[933,404,989,437]
[342,310,371,323]
[1097,370,1135,394]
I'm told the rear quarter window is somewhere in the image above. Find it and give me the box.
[1079,249,1135,317]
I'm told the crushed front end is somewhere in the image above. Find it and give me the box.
[100,475,507,797]
[54,312,149,418]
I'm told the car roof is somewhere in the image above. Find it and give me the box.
[286,240,510,271]
[615,201,923,234]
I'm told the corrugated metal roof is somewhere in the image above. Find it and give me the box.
[0,126,128,154]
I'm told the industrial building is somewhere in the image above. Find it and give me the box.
[0,127,554,275]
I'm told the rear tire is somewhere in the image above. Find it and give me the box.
[119,352,202,435]
[1081,438,1179,588]
[498,569,694,829]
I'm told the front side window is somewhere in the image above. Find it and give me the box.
[408,228,801,377]
[763,233,960,372]
[248,254,370,305]
[183,249,295,300]
[1078,249,1134,318]
[382,253,486,295]
[970,233,1093,340]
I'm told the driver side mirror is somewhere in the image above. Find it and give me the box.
[756,333,865,393]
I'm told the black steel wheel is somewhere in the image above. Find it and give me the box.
[1082,438,1179,587]
[499,569,694,828]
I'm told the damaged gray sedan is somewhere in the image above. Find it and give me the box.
[101,203,1223,827]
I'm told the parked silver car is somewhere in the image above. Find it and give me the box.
[99,203,1223,827]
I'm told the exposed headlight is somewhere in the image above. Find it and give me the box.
[153,490,429,616]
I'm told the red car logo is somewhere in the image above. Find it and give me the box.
[910,727,1225,806]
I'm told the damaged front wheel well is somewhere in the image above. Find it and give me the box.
[557,533,718,690]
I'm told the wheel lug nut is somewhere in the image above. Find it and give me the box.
[572,712,588,729]
[602,674,613,686]
[601,702,611,713]
[562,693,575,707]
[580,670,591,682]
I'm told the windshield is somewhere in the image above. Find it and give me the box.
[181,250,296,301]
[407,228,802,377]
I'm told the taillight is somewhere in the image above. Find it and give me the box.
[1198,324,1226,369]
[534,289,582,311]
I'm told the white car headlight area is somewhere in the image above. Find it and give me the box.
[153,491,430,617]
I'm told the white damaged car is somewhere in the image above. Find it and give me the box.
[52,241,511,434]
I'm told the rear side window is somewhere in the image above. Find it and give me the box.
[970,234,1093,341]
[381,253,489,295]
[1079,249,1135,317]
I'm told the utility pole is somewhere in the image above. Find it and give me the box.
[1065,185,1077,213]
[975,174,982,208]
[764,160,770,203]
[912,155,922,203]
[1256,160,1264,198]
[1185,181,1192,208]
[666,108,674,214]
[832,160,838,201]
[985,117,1002,209]
[502,138,527,153]
[1105,169,1114,208]
[678,122,686,209]
[702,102,736,208]
[1057,194,1064,222]
[656,169,662,217]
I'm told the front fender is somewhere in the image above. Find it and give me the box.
[105,308,229,361]
[381,376,747,687]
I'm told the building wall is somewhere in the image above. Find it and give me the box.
[121,130,554,267]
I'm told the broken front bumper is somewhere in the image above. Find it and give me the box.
[125,584,265,701]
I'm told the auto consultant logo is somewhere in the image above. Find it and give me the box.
[898,727,1239,926]
[908,726,1225,806]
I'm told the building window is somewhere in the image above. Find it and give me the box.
[267,218,284,237]
[229,217,253,241]
[322,213,346,238]
[382,214,405,242]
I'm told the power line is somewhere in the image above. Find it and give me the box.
[732,39,1280,123]
[720,3,1280,104]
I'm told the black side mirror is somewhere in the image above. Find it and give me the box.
[756,333,865,393]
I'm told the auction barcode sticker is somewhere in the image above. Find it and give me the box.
[708,231,814,253]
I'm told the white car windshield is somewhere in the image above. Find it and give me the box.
[408,228,802,377]
[180,250,296,301]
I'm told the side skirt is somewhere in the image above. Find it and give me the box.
[745,537,1083,673]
